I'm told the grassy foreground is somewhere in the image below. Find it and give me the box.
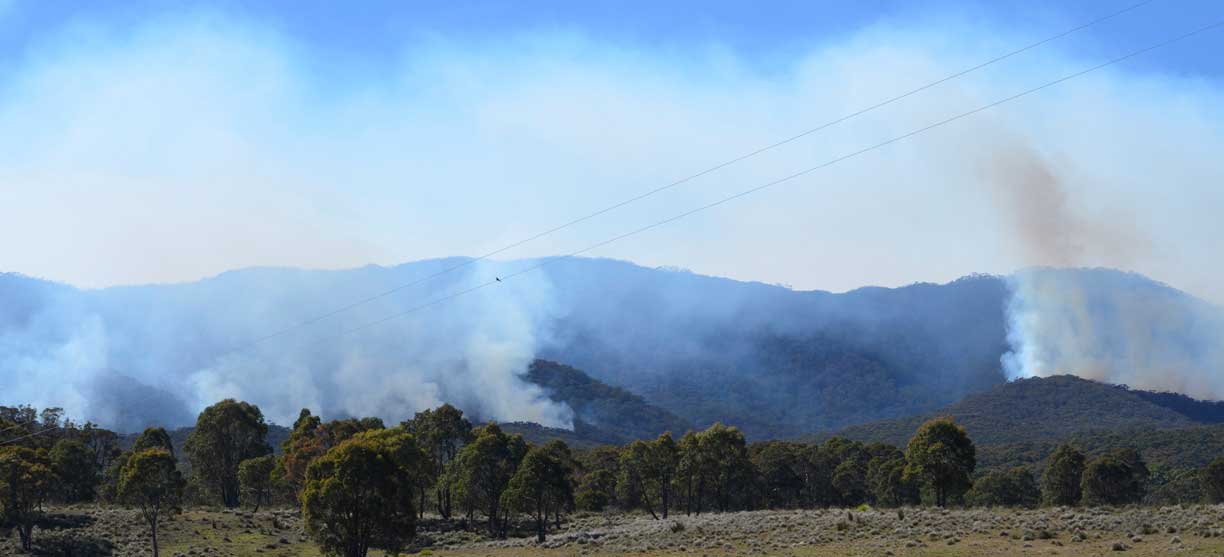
[6,505,1224,556]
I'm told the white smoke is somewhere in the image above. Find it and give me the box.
[988,138,1224,399]
[1002,268,1224,398]
[0,261,574,431]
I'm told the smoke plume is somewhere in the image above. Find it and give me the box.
[990,140,1224,398]
[0,261,574,431]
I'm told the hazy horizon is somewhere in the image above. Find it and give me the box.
[2,1,1222,303]
[3,255,1215,307]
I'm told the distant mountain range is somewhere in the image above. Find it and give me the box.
[2,258,1220,442]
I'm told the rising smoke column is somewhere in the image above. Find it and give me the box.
[989,140,1224,399]
[0,260,575,431]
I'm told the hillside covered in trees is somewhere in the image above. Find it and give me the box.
[0,259,1013,437]
[8,397,1224,555]
[834,375,1214,447]
[826,375,1224,504]
[521,359,692,444]
[2,259,1221,442]
[837,374,1224,448]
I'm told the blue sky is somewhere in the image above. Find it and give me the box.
[1,0,1223,301]
[5,0,1222,76]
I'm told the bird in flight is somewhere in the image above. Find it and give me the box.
[495,277,502,282]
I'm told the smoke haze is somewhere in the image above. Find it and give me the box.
[0,261,574,431]
[987,139,1224,398]
[2,4,1224,430]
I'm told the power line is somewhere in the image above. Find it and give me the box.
[0,422,32,435]
[328,17,1224,339]
[235,0,1155,351]
[0,426,59,447]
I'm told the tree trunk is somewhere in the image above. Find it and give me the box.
[685,475,693,516]
[151,517,160,557]
[536,502,546,542]
[223,482,240,508]
[643,492,659,520]
[696,478,705,515]
[18,523,32,551]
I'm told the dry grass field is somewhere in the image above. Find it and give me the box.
[7,505,1224,556]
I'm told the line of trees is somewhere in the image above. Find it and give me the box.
[6,402,1224,556]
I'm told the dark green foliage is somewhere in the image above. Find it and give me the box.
[543,264,1014,440]
[80,423,123,480]
[118,449,184,557]
[184,399,272,508]
[616,433,679,519]
[676,423,753,514]
[1144,466,1202,506]
[979,425,1224,479]
[1129,389,1224,423]
[867,456,918,507]
[50,439,98,502]
[837,375,1202,447]
[502,442,575,542]
[325,417,386,442]
[1082,449,1149,506]
[404,403,472,519]
[749,441,805,509]
[834,376,1224,505]
[117,423,288,466]
[301,432,419,557]
[1041,444,1085,506]
[0,446,54,550]
[1203,458,1224,503]
[132,427,176,457]
[904,418,975,507]
[500,421,605,449]
[832,459,868,507]
[238,455,276,512]
[648,335,928,440]
[967,467,1039,508]
[448,423,526,537]
[524,360,692,443]
[1111,448,1151,498]
[615,440,650,513]
[574,446,619,511]
[798,444,839,508]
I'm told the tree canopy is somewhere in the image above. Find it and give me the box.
[1041,444,1086,507]
[0,446,54,551]
[118,448,184,557]
[502,441,574,542]
[185,399,271,508]
[301,432,420,557]
[904,417,975,507]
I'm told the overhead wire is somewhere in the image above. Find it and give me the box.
[232,0,1156,352]
[328,17,1224,339]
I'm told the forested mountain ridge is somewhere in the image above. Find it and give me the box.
[536,261,1011,438]
[832,375,1214,447]
[2,259,1219,440]
[521,359,692,444]
[810,375,1224,501]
